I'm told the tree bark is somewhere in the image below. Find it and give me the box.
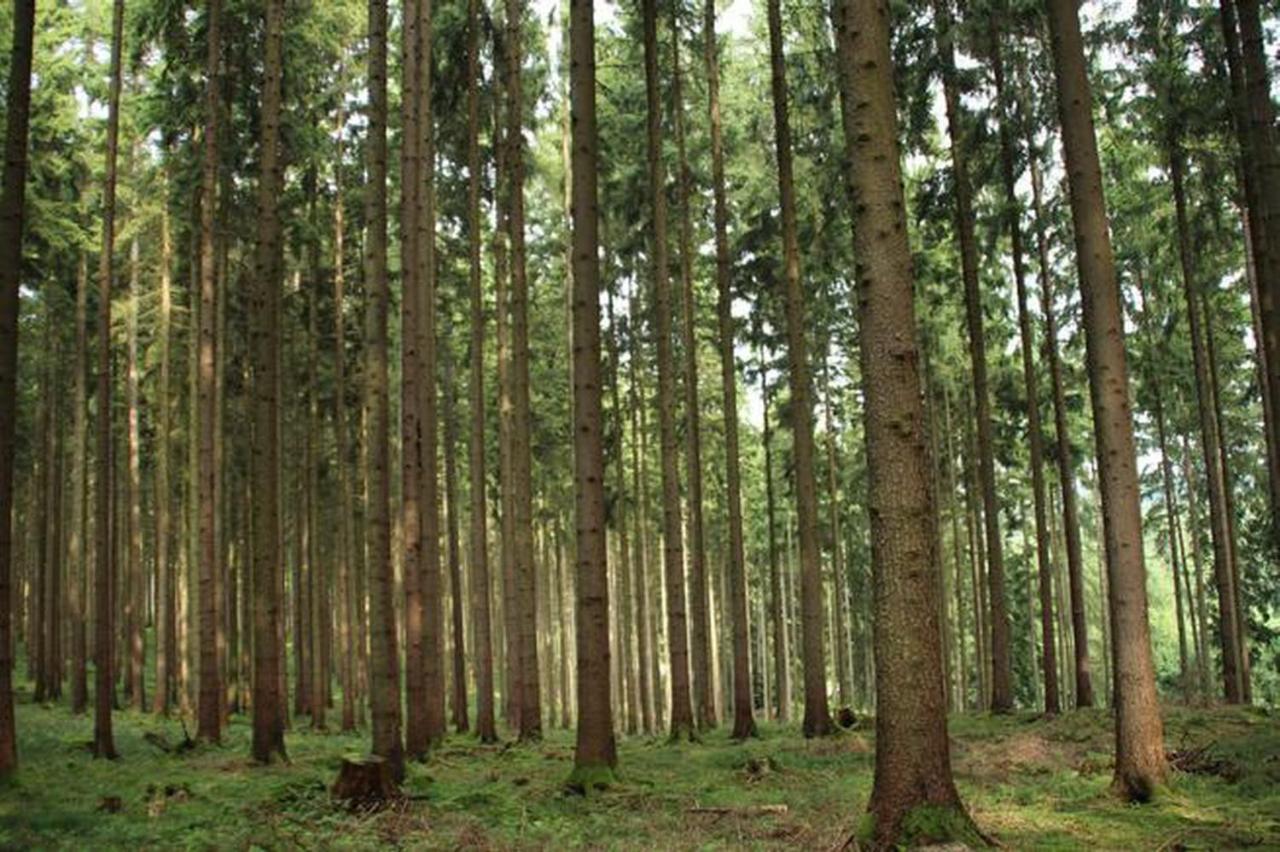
[126,238,146,712]
[466,0,496,744]
[641,0,695,740]
[766,0,833,737]
[761,364,789,722]
[1044,0,1168,799]
[249,0,288,764]
[834,0,975,842]
[365,0,404,782]
[153,179,174,716]
[567,0,617,782]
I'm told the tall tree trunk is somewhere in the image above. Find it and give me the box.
[154,183,174,716]
[444,331,469,733]
[567,0,617,781]
[669,5,713,732]
[197,0,224,744]
[400,0,429,756]
[465,0,496,744]
[126,238,146,711]
[249,0,288,764]
[767,0,833,737]
[306,211,327,730]
[821,352,853,710]
[934,0,1011,712]
[92,0,126,761]
[704,0,755,740]
[504,0,541,742]
[1025,91,1095,708]
[1167,132,1244,703]
[761,365,789,722]
[641,0,695,740]
[1180,434,1212,696]
[0,0,33,772]
[1045,0,1168,798]
[71,248,90,715]
[991,32,1057,715]
[627,294,655,734]
[834,0,975,842]
[365,0,403,780]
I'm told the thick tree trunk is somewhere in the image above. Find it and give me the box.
[934,0,1011,712]
[834,0,974,843]
[466,0,496,743]
[249,0,288,764]
[704,0,755,740]
[641,0,695,740]
[567,0,617,782]
[505,0,541,742]
[1045,0,1168,799]
[767,0,833,738]
[365,0,404,782]
[992,33,1057,715]
[1025,98,1095,709]
[92,0,126,762]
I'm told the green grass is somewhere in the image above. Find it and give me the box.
[2,688,1277,850]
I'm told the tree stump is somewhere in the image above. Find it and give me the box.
[331,755,398,809]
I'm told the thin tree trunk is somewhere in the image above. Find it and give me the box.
[1024,88,1095,708]
[70,248,90,715]
[766,0,833,737]
[627,292,655,734]
[834,0,974,841]
[934,0,1011,712]
[1045,0,1168,798]
[641,0,695,740]
[821,352,853,710]
[444,332,469,733]
[704,0,754,740]
[761,365,789,722]
[91,0,126,762]
[153,182,174,716]
[126,238,146,712]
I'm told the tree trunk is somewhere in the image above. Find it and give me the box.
[91,0,126,762]
[567,0,617,782]
[761,365,789,722]
[1044,0,1167,799]
[704,0,755,740]
[934,0,1011,713]
[627,294,655,734]
[126,238,146,712]
[1167,133,1244,703]
[153,180,174,716]
[641,0,695,740]
[834,0,975,842]
[821,353,853,710]
[505,0,541,742]
[465,0,496,743]
[365,0,403,781]
[991,32,1057,715]
[444,330,469,733]
[70,247,90,715]
[766,0,833,738]
[668,6,713,733]
[1024,90,1095,709]
[249,0,288,764]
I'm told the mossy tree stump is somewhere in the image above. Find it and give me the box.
[331,754,398,809]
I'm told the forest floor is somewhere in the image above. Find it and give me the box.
[2,685,1278,850]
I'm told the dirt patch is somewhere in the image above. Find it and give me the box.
[958,731,1076,781]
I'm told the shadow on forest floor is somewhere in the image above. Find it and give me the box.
[2,682,1277,850]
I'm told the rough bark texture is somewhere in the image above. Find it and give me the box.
[1045,0,1168,800]
[93,0,126,762]
[767,0,833,737]
[250,0,288,764]
[466,0,497,745]
[641,0,695,740]
[934,0,1011,713]
[704,0,755,741]
[505,0,541,741]
[991,32,1057,715]
[834,0,974,844]
[365,0,404,783]
[567,0,618,783]
[0,0,33,765]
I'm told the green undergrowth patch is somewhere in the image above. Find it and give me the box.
[2,697,1276,849]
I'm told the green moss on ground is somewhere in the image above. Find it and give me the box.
[2,690,1276,850]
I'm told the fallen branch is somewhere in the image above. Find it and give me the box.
[688,804,788,816]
